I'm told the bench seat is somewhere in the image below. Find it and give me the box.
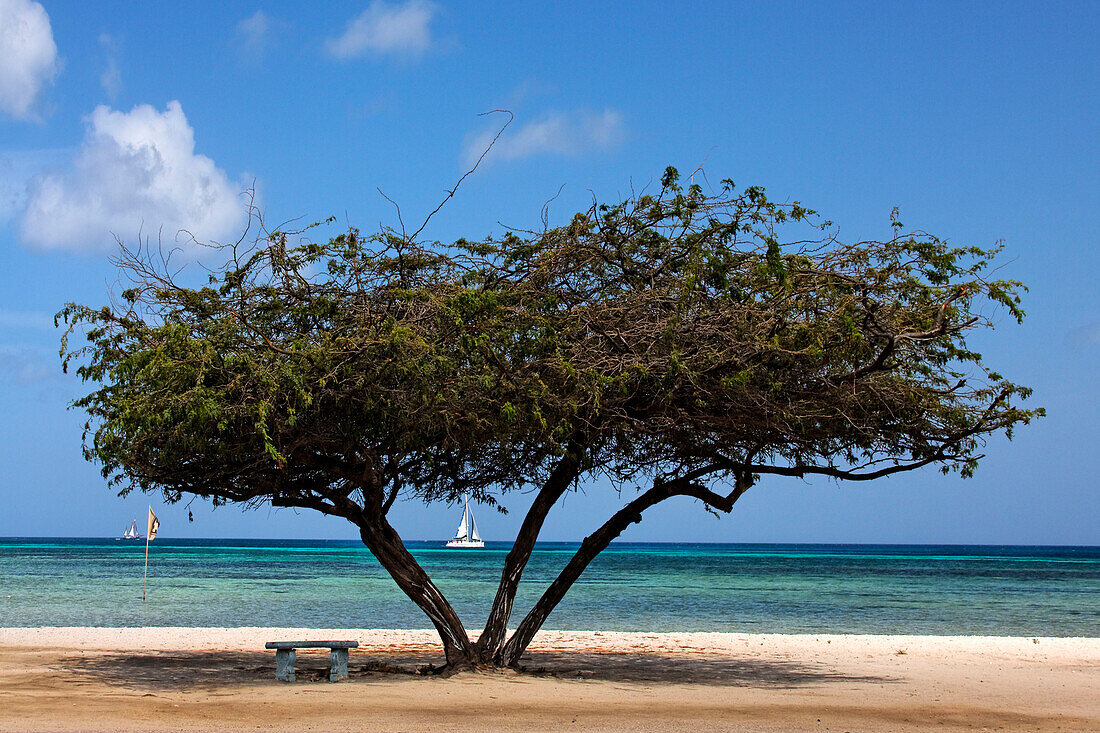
[265,640,359,650]
[265,640,359,682]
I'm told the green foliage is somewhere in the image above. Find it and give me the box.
[59,168,1041,514]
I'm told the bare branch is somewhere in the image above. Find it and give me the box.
[407,109,514,243]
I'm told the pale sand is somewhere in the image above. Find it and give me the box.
[1,628,1097,732]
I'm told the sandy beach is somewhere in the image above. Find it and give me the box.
[0,628,1096,732]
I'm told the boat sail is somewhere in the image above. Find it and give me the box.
[446,494,484,548]
[117,519,144,541]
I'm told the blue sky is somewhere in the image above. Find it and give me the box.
[0,1,1096,544]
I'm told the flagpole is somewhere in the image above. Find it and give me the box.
[143,517,150,602]
[142,506,159,602]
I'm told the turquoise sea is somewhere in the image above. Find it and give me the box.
[0,540,1097,635]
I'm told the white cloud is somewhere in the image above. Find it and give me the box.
[100,57,121,99]
[18,101,249,252]
[99,34,121,100]
[462,109,626,168]
[0,0,59,119]
[326,0,436,59]
[237,10,280,63]
[0,147,68,220]
[238,10,270,47]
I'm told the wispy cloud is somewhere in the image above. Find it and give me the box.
[1066,321,1100,351]
[0,344,56,385]
[0,147,69,221]
[500,79,559,109]
[98,33,121,101]
[18,101,249,253]
[462,109,626,168]
[0,0,59,120]
[326,0,437,59]
[236,10,283,64]
[0,309,54,330]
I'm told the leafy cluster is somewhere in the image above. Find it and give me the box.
[60,168,1039,516]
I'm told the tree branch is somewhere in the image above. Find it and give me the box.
[499,463,745,666]
[478,434,587,660]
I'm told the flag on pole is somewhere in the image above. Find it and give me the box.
[147,508,159,540]
[143,507,158,601]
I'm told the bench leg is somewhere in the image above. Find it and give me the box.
[329,648,349,682]
[275,648,296,682]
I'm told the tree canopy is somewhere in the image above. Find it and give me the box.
[59,168,1041,668]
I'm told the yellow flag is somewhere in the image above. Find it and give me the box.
[147,507,159,540]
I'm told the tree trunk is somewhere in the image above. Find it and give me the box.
[357,518,480,668]
[477,441,584,663]
[498,482,677,667]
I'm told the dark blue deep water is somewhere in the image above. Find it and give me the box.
[0,539,1096,635]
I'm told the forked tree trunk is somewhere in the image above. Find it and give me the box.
[498,474,748,667]
[477,441,584,663]
[357,518,480,667]
[356,469,737,671]
[498,482,681,667]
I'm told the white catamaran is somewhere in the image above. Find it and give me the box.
[117,519,144,541]
[446,494,484,548]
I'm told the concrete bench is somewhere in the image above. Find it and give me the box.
[265,640,359,682]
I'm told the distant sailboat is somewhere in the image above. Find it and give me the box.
[117,519,144,541]
[446,494,485,548]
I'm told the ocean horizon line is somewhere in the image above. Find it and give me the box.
[1,536,1097,549]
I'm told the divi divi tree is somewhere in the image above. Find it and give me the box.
[60,169,1040,669]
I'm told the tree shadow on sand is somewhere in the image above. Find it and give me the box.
[58,648,895,692]
[515,650,893,687]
